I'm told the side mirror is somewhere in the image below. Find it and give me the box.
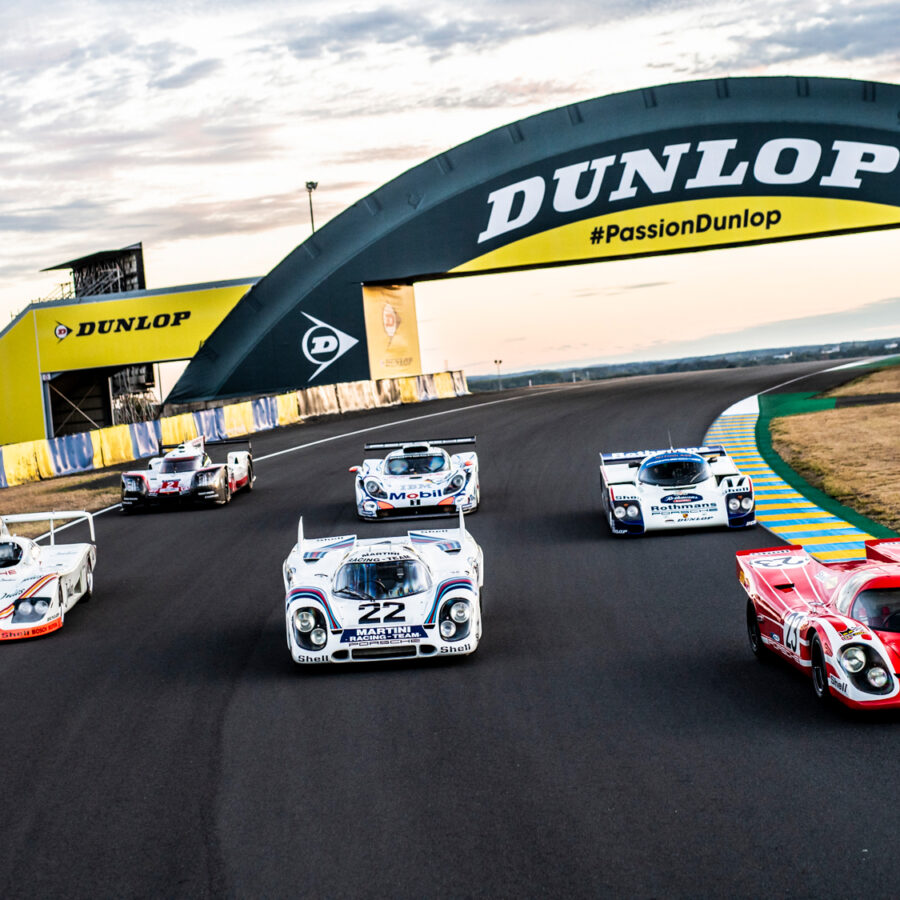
[349,466,360,473]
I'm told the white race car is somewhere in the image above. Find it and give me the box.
[599,445,755,535]
[121,436,254,512]
[0,511,97,641]
[350,437,479,520]
[283,507,483,664]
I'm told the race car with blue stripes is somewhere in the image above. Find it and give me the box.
[349,437,478,520]
[283,506,483,664]
[599,445,755,535]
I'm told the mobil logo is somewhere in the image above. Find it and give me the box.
[300,312,359,381]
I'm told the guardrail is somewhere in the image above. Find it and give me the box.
[0,371,468,488]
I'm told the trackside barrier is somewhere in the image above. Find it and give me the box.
[223,401,255,437]
[0,370,468,489]
[159,413,199,447]
[276,392,303,426]
[336,381,377,413]
[193,408,227,441]
[396,377,421,404]
[251,397,279,432]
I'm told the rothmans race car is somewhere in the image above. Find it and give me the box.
[0,511,97,641]
[121,436,254,512]
[349,437,479,520]
[738,539,900,710]
[283,506,483,664]
[599,445,754,535]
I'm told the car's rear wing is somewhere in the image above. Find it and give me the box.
[865,538,900,564]
[364,436,476,451]
[0,510,95,544]
[161,437,252,452]
[599,445,727,464]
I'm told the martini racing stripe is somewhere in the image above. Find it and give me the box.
[286,587,341,630]
[425,577,475,626]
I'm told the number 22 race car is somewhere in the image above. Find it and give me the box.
[121,436,254,512]
[0,511,97,641]
[283,506,483,664]
[599,445,754,535]
[738,539,900,709]
[349,437,479,520]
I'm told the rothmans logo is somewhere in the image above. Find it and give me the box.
[53,311,191,341]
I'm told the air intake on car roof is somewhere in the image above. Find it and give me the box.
[402,445,429,454]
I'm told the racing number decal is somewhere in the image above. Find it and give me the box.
[751,555,808,569]
[783,612,805,654]
[161,480,180,491]
[358,602,406,624]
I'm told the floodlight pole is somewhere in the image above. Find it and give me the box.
[494,359,503,392]
[305,181,318,233]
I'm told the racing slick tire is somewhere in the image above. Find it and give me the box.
[746,600,769,661]
[246,463,254,492]
[218,479,232,506]
[82,561,94,602]
[809,633,833,705]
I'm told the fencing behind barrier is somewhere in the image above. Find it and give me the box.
[0,371,468,488]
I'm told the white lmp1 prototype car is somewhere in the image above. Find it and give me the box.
[121,436,254,512]
[599,445,755,535]
[283,507,483,664]
[0,511,97,641]
[349,437,479,520]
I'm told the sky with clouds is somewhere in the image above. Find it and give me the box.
[2,0,899,375]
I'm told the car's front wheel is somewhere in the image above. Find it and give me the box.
[810,634,832,704]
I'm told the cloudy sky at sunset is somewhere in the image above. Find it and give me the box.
[2,0,899,375]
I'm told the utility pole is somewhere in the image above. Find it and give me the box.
[305,181,318,233]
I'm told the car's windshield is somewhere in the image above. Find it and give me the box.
[385,453,448,476]
[334,558,431,600]
[160,457,202,474]
[0,541,23,568]
[851,587,900,632]
[638,457,711,487]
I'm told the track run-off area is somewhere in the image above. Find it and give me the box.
[2,361,898,899]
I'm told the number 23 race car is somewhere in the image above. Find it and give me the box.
[349,437,479,520]
[0,511,97,641]
[283,507,483,664]
[738,539,900,709]
[600,445,754,535]
[121,436,254,512]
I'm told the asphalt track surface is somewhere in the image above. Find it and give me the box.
[3,361,899,899]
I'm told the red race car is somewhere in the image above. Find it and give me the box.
[737,539,900,709]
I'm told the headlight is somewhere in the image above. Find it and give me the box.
[450,601,470,623]
[123,476,145,491]
[33,600,49,615]
[196,471,217,485]
[294,610,315,633]
[440,620,456,638]
[613,506,627,520]
[18,600,33,616]
[741,496,754,510]
[841,646,867,674]
[728,497,741,512]
[310,628,328,647]
[626,505,640,519]
[867,667,889,689]
[444,473,466,495]
[364,478,386,499]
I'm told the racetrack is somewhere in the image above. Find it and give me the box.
[2,361,898,899]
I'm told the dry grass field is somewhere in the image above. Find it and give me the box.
[771,395,900,533]
[826,365,900,397]
[0,468,126,537]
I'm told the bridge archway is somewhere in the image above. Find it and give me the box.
[169,76,900,403]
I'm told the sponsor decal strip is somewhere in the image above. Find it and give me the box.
[20,574,56,599]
